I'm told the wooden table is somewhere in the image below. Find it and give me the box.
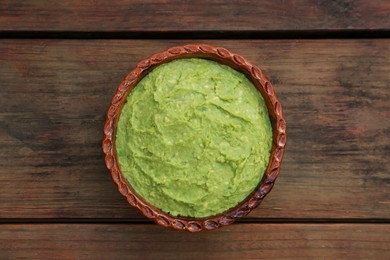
[1,1,389,259]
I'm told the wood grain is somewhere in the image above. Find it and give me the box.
[0,39,389,219]
[0,0,389,32]
[0,224,389,259]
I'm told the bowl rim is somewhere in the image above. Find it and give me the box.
[102,44,286,232]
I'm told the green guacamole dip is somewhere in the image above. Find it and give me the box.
[116,58,272,218]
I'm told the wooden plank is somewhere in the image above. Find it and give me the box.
[0,224,388,259]
[0,0,389,32]
[0,39,389,219]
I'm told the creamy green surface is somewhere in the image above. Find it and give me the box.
[116,58,272,218]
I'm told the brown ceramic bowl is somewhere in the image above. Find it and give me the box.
[103,44,286,232]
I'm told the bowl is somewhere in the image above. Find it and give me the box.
[102,44,286,232]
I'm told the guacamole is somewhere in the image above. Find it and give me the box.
[115,58,272,218]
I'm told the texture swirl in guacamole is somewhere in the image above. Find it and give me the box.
[116,58,272,218]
